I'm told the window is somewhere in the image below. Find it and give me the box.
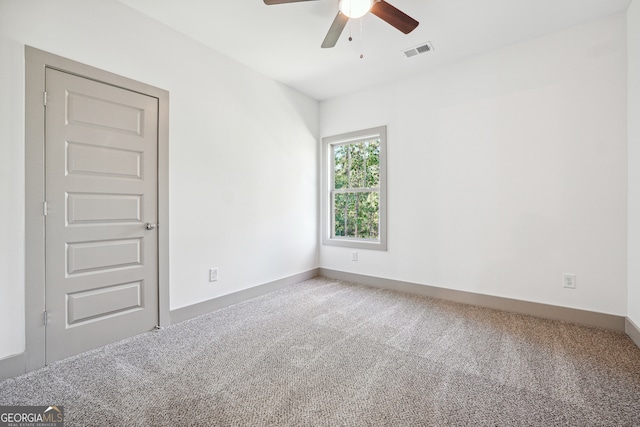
[322,126,387,250]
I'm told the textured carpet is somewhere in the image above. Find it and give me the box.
[1,278,640,426]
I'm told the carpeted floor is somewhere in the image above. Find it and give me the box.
[1,277,640,426]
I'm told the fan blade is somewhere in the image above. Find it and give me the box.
[370,0,419,34]
[263,0,320,4]
[321,12,349,48]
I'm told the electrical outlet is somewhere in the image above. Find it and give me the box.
[209,268,218,282]
[563,273,576,289]
[352,251,358,261]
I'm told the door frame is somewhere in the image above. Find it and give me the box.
[25,46,170,371]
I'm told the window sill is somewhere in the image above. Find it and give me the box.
[322,237,387,251]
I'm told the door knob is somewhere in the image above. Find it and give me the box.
[145,223,157,230]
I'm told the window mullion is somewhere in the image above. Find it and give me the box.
[333,188,379,194]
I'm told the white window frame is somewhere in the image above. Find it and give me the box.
[322,125,387,251]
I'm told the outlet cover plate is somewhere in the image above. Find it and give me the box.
[563,273,576,289]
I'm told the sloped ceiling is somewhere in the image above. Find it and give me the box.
[119,0,631,100]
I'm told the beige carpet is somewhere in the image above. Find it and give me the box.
[1,277,639,426]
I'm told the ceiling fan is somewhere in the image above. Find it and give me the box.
[263,0,419,48]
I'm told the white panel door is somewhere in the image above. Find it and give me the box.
[45,68,159,363]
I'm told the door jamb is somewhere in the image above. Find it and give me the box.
[24,46,170,371]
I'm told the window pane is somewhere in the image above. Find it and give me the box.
[365,139,380,188]
[349,143,366,188]
[357,192,379,239]
[334,192,357,237]
[334,193,347,237]
[333,139,381,190]
[333,191,379,240]
[334,145,348,190]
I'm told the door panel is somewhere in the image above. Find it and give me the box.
[66,238,142,274]
[66,90,145,134]
[66,142,143,178]
[67,281,143,325]
[67,193,142,224]
[45,68,159,363]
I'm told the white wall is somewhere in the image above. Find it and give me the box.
[320,13,628,315]
[0,35,26,360]
[629,0,640,326]
[0,0,319,359]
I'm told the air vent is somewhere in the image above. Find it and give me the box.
[402,42,434,58]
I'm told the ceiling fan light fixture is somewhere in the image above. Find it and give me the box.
[339,0,373,19]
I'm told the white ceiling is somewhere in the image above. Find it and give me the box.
[119,0,632,101]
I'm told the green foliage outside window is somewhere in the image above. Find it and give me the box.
[332,139,380,240]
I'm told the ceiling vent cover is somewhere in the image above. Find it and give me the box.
[402,42,434,58]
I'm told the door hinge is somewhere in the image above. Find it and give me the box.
[43,91,47,107]
[43,310,48,326]
[43,201,48,216]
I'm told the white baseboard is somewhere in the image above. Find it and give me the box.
[0,353,26,382]
[626,318,640,350]
[170,269,320,324]
[319,269,626,332]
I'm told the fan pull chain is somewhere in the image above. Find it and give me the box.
[360,18,364,59]
[347,17,364,59]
